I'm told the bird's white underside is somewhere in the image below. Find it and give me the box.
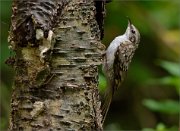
[105,34,130,68]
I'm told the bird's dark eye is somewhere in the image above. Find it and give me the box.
[131,30,135,34]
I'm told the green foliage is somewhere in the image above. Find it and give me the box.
[142,123,178,131]
[148,60,180,93]
[0,82,11,130]
[1,1,13,130]
[98,73,107,93]
[143,99,179,114]
[142,60,179,131]
[157,61,180,93]
[157,61,180,77]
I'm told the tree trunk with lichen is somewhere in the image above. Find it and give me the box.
[8,0,105,130]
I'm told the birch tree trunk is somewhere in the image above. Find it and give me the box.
[8,0,105,130]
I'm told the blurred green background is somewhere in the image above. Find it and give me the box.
[1,1,180,131]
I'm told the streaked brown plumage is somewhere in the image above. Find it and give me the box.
[102,19,140,124]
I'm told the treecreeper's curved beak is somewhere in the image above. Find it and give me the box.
[126,16,132,26]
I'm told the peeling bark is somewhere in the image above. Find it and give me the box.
[8,0,105,130]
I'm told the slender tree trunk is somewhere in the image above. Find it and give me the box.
[8,0,105,130]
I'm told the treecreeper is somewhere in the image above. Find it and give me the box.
[102,18,140,124]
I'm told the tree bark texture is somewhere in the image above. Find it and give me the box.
[8,0,105,130]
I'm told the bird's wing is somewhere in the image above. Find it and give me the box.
[113,40,134,90]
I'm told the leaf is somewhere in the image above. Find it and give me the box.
[143,99,179,114]
[98,74,107,93]
[147,76,180,94]
[142,128,155,131]
[156,60,180,77]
